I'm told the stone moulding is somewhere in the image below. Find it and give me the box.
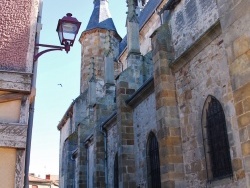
[0,70,32,93]
[0,123,28,148]
[126,76,154,108]
[0,93,24,103]
[161,0,181,11]
[101,112,117,130]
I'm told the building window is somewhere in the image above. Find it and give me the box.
[147,132,161,188]
[114,153,119,188]
[202,96,233,180]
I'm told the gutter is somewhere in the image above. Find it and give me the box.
[126,76,154,107]
[84,135,93,188]
[100,126,108,188]
[99,111,117,188]
[24,1,43,187]
[57,101,75,130]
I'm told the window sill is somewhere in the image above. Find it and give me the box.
[207,175,234,187]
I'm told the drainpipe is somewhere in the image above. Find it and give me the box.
[24,1,43,187]
[100,125,108,188]
[85,143,89,188]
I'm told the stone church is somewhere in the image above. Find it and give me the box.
[57,0,250,187]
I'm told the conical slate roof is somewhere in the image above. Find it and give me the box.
[86,0,117,31]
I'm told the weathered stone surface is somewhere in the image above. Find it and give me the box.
[0,123,27,148]
[171,0,219,59]
[0,71,32,93]
[58,0,250,187]
[238,112,250,129]
[242,140,250,156]
[15,149,25,188]
[133,93,157,187]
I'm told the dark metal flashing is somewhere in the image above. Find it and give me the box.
[101,112,117,130]
[84,134,94,146]
[72,148,78,159]
[126,76,154,108]
[162,0,181,11]
[139,0,162,29]
[57,101,74,130]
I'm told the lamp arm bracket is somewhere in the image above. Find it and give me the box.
[34,44,66,62]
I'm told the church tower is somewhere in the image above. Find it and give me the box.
[79,0,121,95]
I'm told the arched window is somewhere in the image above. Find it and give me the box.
[147,132,161,188]
[202,96,233,180]
[114,153,119,188]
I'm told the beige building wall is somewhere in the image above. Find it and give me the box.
[0,101,21,123]
[0,148,16,188]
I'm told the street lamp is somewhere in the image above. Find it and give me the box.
[25,13,81,187]
[34,13,81,62]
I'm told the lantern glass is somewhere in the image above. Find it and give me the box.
[56,13,81,47]
[62,22,78,40]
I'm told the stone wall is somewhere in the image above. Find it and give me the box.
[72,93,88,132]
[174,32,246,187]
[107,123,118,187]
[118,1,166,69]
[88,143,94,188]
[140,13,161,55]
[59,118,71,186]
[133,92,157,187]
[79,29,120,93]
[170,0,219,59]
[216,0,250,185]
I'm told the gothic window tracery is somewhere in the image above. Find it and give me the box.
[147,132,161,188]
[202,96,233,180]
[114,153,119,188]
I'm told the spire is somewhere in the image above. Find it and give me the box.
[86,0,117,31]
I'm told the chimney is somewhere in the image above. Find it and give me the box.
[45,174,50,180]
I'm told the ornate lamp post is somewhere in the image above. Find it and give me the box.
[24,13,81,188]
[33,13,81,62]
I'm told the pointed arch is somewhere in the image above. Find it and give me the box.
[147,132,161,188]
[201,95,233,180]
[114,153,119,188]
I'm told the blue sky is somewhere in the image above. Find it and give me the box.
[30,0,127,177]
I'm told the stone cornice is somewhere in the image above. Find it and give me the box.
[0,70,32,93]
[126,76,154,108]
[0,123,28,148]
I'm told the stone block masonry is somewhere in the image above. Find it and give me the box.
[217,0,250,186]
[174,32,246,187]
[133,93,158,187]
[151,24,185,187]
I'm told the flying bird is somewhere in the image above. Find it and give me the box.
[58,84,63,87]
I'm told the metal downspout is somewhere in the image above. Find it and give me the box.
[100,126,108,188]
[24,1,43,187]
[86,145,89,188]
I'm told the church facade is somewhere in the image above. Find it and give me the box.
[58,0,250,187]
